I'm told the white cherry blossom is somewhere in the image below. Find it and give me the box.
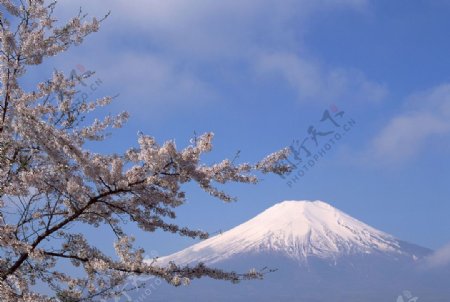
[0,1,290,301]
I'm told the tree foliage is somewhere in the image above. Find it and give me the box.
[0,1,290,301]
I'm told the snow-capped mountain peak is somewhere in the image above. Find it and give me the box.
[156,200,420,265]
[146,201,442,302]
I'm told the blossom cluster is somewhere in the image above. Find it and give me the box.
[0,1,290,301]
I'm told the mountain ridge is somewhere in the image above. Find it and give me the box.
[141,200,450,302]
[156,200,430,265]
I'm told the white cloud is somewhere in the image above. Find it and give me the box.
[369,83,450,162]
[54,0,382,111]
[59,0,368,58]
[255,52,387,104]
[423,242,450,269]
[100,53,215,108]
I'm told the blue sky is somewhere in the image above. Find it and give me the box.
[36,0,450,256]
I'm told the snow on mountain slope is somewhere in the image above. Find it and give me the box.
[140,200,448,302]
[156,200,423,265]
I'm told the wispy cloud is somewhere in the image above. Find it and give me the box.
[255,52,387,104]
[59,0,369,59]
[423,242,450,269]
[369,83,450,163]
[53,0,383,115]
[100,53,216,108]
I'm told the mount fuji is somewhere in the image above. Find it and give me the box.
[141,200,450,301]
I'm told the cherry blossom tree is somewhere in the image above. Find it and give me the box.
[0,1,290,301]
